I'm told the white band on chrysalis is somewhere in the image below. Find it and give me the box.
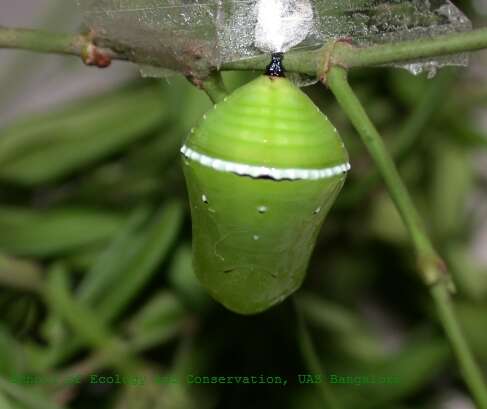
[180,145,350,181]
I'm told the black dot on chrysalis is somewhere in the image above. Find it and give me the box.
[265,52,285,77]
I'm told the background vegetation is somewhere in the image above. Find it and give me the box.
[0,1,487,408]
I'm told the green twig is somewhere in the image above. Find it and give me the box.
[326,66,487,409]
[187,70,228,103]
[333,27,487,69]
[327,67,447,285]
[224,28,487,74]
[294,297,342,409]
[0,26,122,67]
[341,69,456,206]
[0,1,78,108]
[200,71,228,103]
[1,26,487,75]
[0,26,83,56]
[431,283,487,407]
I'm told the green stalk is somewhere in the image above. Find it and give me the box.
[223,28,487,74]
[333,27,487,69]
[342,69,455,206]
[294,298,342,409]
[431,284,487,407]
[0,26,122,65]
[326,66,487,409]
[1,26,487,74]
[328,67,444,284]
[0,26,87,57]
[200,71,228,103]
[0,1,78,108]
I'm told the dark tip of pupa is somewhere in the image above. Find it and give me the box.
[265,53,285,78]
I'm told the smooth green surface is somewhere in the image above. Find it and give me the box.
[184,161,345,314]
[187,76,348,169]
[182,76,348,314]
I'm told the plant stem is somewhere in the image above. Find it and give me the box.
[0,26,86,56]
[328,67,440,274]
[0,26,122,67]
[294,298,343,409]
[0,1,79,109]
[333,27,487,69]
[224,28,487,74]
[326,66,487,409]
[2,26,487,74]
[189,71,228,103]
[341,69,456,207]
[431,283,487,407]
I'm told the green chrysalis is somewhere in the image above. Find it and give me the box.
[181,71,349,315]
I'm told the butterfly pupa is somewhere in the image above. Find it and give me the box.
[181,58,350,315]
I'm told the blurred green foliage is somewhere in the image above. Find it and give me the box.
[1,3,487,408]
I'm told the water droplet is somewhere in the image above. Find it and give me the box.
[257,206,268,214]
[403,63,424,76]
[427,65,438,79]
